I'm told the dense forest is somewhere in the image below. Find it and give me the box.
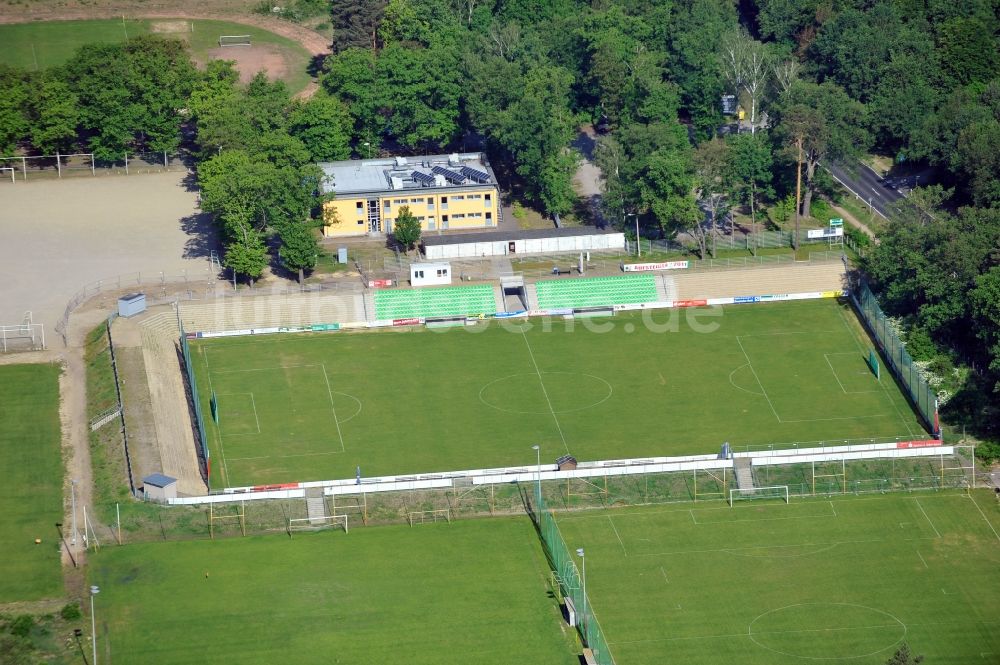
[0,0,997,447]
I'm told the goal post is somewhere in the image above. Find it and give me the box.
[407,508,451,526]
[218,35,252,47]
[287,514,348,535]
[728,485,789,506]
[0,167,14,184]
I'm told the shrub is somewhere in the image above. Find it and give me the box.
[60,604,81,621]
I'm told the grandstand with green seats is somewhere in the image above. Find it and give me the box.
[374,284,496,320]
[535,274,658,310]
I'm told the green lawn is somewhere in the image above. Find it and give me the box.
[190,299,926,488]
[555,490,1000,665]
[0,363,63,602]
[0,19,313,93]
[88,517,578,665]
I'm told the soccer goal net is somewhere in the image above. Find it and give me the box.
[407,508,451,526]
[0,167,14,184]
[288,514,348,534]
[218,35,252,47]
[728,485,789,506]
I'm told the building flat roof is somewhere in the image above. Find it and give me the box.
[319,153,498,196]
[142,473,177,487]
[422,226,621,246]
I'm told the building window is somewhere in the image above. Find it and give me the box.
[428,218,436,230]
[441,196,448,210]
[484,193,491,202]
[452,213,466,219]
[469,194,481,199]
[356,201,364,209]
[453,195,465,201]
[357,219,364,225]
[383,200,391,209]
[415,270,424,278]
[436,269,447,277]
[470,212,482,218]
[442,215,448,222]
[427,198,434,208]
[485,212,493,226]
[410,198,422,203]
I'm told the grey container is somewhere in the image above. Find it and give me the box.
[117,293,146,318]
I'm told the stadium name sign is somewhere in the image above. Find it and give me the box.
[623,261,690,272]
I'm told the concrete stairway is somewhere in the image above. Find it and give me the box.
[734,457,755,491]
[305,488,328,524]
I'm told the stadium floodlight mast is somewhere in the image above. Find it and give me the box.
[89,585,100,665]
[532,445,541,504]
[576,548,587,637]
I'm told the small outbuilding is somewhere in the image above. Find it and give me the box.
[410,262,452,286]
[142,473,177,501]
[117,293,146,318]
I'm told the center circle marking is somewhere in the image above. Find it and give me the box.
[748,602,906,660]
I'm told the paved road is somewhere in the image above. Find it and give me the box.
[822,160,906,220]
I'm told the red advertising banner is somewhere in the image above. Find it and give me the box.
[895,439,941,449]
[251,482,300,492]
[673,299,708,308]
[368,279,393,288]
[393,318,421,326]
[623,261,689,272]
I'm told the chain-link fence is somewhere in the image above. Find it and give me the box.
[0,152,188,180]
[848,278,940,435]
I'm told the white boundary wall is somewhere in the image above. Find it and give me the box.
[169,440,950,506]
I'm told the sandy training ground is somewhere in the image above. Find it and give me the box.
[0,172,217,337]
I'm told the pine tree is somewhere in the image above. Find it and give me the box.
[330,0,388,53]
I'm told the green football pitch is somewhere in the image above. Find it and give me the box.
[0,19,313,93]
[88,517,578,664]
[190,299,927,488]
[0,363,63,602]
[555,490,1000,664]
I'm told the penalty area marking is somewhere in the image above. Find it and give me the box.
[212,392,261,435]
[728,363,764,396]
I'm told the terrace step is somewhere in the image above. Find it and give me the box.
[734,457,754,491]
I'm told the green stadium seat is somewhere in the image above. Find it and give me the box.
[535,275,658,309]
[374,285,497,320]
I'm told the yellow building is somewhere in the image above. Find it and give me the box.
[319,153,501,238]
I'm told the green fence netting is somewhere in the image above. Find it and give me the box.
[527,484,616,664]
[178,318,211,487]
[849,279,939,437]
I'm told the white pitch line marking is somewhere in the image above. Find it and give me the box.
[659,567,669,583]
[914,498,941,538]
[609,515,627,556]
[519,330,570,454]
[735,336,780,422]
[321,363,346,453]
[966,493,1000,543]
[916,550,928,569]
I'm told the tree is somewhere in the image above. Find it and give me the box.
[392,205,421,252]
[63,36,196,159]
[694,138,730,258]
[956,119,1000,207]
[331,0,388,52]
[885,643,923,665]
[726,132,773,252]
[321,47,381,150]
[29,77,80,155]
[287,95,352,161]
[772,81,868,219]
[223,224,267,286]
[720,29,771,132]
[277,222,320,283]
[0,65,29,154]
